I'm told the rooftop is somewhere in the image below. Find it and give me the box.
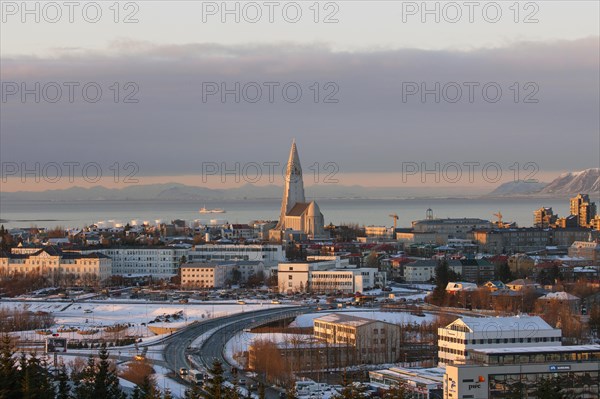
[471,344,600,355]
[539,291,580,301]
[448,315,555,333]
[314,313,376,327]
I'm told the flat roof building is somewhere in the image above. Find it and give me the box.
[438,316,561,366]
[444,345,600,399]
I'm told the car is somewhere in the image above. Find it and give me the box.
[179,368,188,376]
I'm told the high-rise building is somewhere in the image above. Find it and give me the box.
[570,194,597,228]
[533,207,557,228]
[270,140,326,241]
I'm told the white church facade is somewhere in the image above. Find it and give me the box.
[269,140,326,241]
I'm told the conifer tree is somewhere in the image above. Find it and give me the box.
[74,354,97,399]
[204,359,225,399]
[138,374,161,399]
[0,335,20,399]
[184,384,202,399]
[21,352,54,399]
[57,362,71,399]
[94,344,125,399]
[163,388,174,399]
[131,386,142,399]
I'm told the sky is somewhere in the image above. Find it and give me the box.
[1,1,599,191]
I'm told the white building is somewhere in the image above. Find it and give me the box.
[188,244,284,266]
[369,367,445,398]
[180,262,233,288]
[277,256,384,294]
[437,316,561,366]
[79,246,189,279]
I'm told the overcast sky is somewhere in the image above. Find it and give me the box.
[1,1,599,191]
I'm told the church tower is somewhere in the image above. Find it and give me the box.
[276,139,306,230]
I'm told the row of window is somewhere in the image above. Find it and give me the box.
[439,347,466,357]
[440,335,560,345]
[312,281,353,286]
[312,274,353,279]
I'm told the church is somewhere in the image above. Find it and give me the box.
[269,140,326,241]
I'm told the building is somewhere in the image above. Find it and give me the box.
[445,282,478,294]
[269,140,326,241]
[570,194,597,228]
[79,246,189,279]
[412,218,492,239]
[180,260,264,288]
[277,256,384,294]
[234,260,265,284]
[365,226,393,239]
[437,316,561,366]
[188,244,284,267]
[444,345,600,399]
[505,278,540,291]
[537,291,581,313]
[313,313,403,365]
[180,262,234,288]
[369,367,445,399]
[248,335,353,373]
[395,230,444,245]
[568,240,600,262]
[482,281,506,291]
[0,247,111,283]
[403,259,495,283]
[470,228,551,254]
[507,253,535,276]
[533,207,557,228]
[225,224,256,240]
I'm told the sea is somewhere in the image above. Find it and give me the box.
[0,197,571,230]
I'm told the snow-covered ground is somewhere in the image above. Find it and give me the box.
[1,299,287,342]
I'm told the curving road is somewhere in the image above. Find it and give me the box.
[162,306,312,398]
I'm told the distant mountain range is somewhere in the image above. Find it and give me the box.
[0,183,487,202]
[1,169,597,201]
[487,168,599,197]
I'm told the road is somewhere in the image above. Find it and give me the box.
[163,306,311,398]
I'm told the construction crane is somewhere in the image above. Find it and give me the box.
[493,211,503,227]
[389,214,399,230]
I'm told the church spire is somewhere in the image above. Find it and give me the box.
[276,139,306,229]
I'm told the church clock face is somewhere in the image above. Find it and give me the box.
[288,164,301,177]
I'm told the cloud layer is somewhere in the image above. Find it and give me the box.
[1,38,598,182]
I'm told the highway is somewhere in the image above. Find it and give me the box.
[162,305,312,398]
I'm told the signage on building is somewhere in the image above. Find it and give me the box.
[549,365,571,371]
[46,337,67,353]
